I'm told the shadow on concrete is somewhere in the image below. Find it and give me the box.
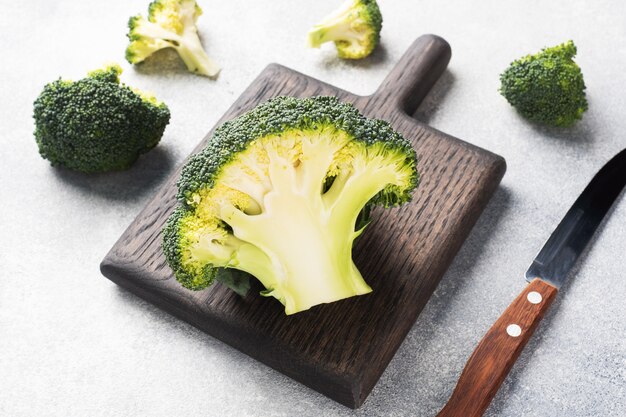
[316,43,389,71]
[52,146,175,202]
[527,116,595,146]
[132,48,195,77]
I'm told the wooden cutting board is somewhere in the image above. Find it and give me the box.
[101,35,506,408]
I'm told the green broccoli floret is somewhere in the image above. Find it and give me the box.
[307,0,382,59]
[162,96,418,315]
[33,64,170,173]
[126,0,220,78]
[499,40,588,127]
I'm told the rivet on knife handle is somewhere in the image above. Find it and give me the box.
[436,278,558,417]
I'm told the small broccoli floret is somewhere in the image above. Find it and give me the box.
[307,0,382,59]
[126,0,220,78]
[499,40,588,127]
[33,64,170,173]
[162,96,418,315]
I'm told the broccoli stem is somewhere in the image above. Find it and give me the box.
[326,166,399,237]
[176,31,220,78]
[308,22,358,48]
[221,196,372,315]
[216,150,391,314]
[308,7,361,47]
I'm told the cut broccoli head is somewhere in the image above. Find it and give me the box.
[33,64,170,173]
[126,0,220,78]
[162,96,418,315]
[499,40,588,127]
[307,0,382,59]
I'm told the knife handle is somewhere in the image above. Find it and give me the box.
[436,278,558,417]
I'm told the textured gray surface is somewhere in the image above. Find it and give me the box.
[1,0,625,416]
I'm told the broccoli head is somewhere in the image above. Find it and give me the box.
[499,40,588,127]
[162,96,418,315]
[126,0,220,78]
[33,64,170,173]
[307,0,382,59]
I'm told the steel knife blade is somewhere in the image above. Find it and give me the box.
[437,149,626,417]
[526,148,626,288]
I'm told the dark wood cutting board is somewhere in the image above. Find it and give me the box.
[101,35,506,408]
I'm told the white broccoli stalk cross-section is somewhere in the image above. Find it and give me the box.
[184,131,412,314]
[126,0,220,78]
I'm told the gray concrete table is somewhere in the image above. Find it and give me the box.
[1,0,625,416]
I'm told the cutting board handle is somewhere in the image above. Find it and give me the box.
[373,34,451,116]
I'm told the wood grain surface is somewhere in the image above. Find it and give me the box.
[100,35,506,408]
[437,279,558,417]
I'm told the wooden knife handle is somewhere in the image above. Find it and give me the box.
[436,278,558,417]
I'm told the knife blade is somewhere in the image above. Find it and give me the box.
[437,149,626,417]
[526,148,626,288]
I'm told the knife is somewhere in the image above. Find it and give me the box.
[437,149,626,417]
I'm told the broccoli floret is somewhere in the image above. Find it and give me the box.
[33,64,170,173]
[499,40,588,127]
[126,0,220,78]
[162,96,418,315]
[307,0,382,59]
